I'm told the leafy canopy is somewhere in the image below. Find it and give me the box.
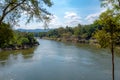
[93,9,120,48]
[0,0,53,25]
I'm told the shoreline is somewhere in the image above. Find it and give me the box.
[0,43,39,51]
[42,37,96,44]
[42,37,120,50]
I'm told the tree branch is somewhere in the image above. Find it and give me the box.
[0,0,26,25]
[6,0,26,15]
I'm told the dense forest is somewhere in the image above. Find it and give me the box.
[0,22,39,50]
[39,23,100,43]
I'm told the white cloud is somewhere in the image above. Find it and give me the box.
[15,9,107,29]
[85,13,100,24]
[64,12,82,26]
[48,15,63,28]
[46,12,82,28]
[14,22,44,29]
[85,8,106,24]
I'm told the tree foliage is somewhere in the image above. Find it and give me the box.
[94,9,120,47]
[94,30,110,48]
[0,0,53,25]
[39,23,100,40]
[0,23,14,47]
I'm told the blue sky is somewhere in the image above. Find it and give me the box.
[49,0,101,17]
[15,0,106,29]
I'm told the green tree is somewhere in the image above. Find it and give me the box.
[100,1,120,80]
[39,32,46,38]
[0,0,53,26]
[94,30,110,48]
[20,37,29,45]
[65,26,74,34]
[94,10,120,80]
[74,24,82,37]
[0,23,14,47]
[57,27,66,37]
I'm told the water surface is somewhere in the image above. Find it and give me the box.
[0,39,120,80]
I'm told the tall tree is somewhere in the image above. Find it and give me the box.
[0,0,53,26]
[94,10,120,80]
[100,1,120,80]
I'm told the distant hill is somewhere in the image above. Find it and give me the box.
[17,29,50,32]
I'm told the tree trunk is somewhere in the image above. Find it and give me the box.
[111,41,114,80]
[111,42,115,80]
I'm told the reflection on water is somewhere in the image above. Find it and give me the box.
[0,47,36,66]
[0,39,120,80]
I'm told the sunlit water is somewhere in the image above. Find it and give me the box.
[0,39,120,80]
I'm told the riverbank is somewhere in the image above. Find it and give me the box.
[42,37,120,51]
[0,31,40,51]
[0,42,39,51]
[42,36,98,44]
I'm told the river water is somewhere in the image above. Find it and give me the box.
[0,39,120,80]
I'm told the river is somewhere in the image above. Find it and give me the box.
[0,39,120,80]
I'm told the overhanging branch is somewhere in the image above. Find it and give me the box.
[0,0,26,25]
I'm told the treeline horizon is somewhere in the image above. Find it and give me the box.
[39,23,101,39]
